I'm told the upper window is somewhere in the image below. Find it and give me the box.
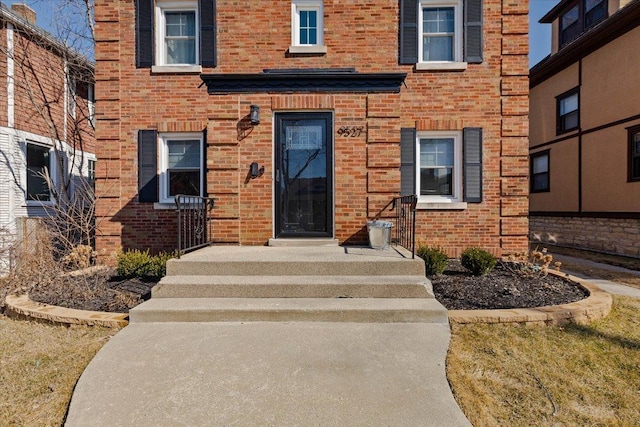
[156,2,198,66]
[629,125,640,182]
[531,151,550,193]
[419,0,462,63]
[26,143,52,202]
[560,0,607,48]
[417,131,462,202]
[291,0,325,53]
[136,0,216,69]
[557,88,579,134]
[159,133,203,203]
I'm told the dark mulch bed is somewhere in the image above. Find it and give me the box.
[28,268,158,313]
[431,260,589,310]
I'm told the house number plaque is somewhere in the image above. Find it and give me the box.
[337,126,365,137]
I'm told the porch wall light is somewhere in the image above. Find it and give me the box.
[250,105,260,125]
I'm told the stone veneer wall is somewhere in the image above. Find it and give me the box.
[530,216,640,258]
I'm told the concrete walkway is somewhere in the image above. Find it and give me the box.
[554,254,640,298]
[66,246,471,426]
[65,322,469,426]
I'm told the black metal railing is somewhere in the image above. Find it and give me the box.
[392,195,417,258]
[175,195,214,257]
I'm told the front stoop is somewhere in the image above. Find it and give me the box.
[130,245,449,324]
[67,246,471,426]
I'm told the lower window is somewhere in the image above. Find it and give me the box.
[629,126,640,181]
[26,143,51,202]
[159,133,203,203]
[417,131,462,202]
[530,150,550,192]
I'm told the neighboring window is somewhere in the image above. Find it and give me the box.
[557,88,579,134]
[419,0,462,63]
[26,143,51,202]
[88,83,95,128]
[291,0,324,48]
[560,0,607,48]
[629,126,640,181]
[417,131,462,202]
[531,151,550,193]
[156,2,198,65]
[159,133,203,203]
[585,0,606,27]
[88,159,97,189]
[67,77,77,119]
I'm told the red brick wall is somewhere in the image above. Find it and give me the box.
[1,21,96,154]
[94,0,529,257]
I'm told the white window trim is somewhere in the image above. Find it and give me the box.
[290,0,326,53]
[417,0,465,70]
[158,132,204,204]
[155,1,199,67]
[25,141,58,207]
[416,130,464,206]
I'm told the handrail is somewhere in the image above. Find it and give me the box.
[175,195,214,257]
[392,195,417,258]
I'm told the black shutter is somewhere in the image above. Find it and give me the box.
[463,127,482,203]
[399,0,418,65]
[400,128,416,196]
[138,130,158,203]
[464,0,483,63]
[135,0,154,68]
[199,0,217,67]
[201,128,207,196]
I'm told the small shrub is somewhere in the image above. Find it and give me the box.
[116,249,153,278]
[461,247,497,276]
[147,250,177,278]
[416,245,449,276]
[116,249,176,280]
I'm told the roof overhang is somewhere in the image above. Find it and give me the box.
[200,69,407,94]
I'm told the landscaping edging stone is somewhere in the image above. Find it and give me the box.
[448,272,612,325]
[4,294,128,327]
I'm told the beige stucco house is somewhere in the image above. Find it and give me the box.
[529,0,640,258]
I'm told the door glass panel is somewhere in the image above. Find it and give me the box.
[277,115,332,237]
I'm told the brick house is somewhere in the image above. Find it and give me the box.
[529,0,640,258]
[0,3,96,268]
[94,0,529,257]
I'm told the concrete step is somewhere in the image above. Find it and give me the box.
[268,238,339,247]
[152,275,434,299]
[129,298,449,324]
[167,246,424,277]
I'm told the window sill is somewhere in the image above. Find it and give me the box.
[416,201,467,210]
[153,202,177,210]
[25,201,54,208]
[288,45,327,54]
[415,62,468,71]
[151,65,203,74]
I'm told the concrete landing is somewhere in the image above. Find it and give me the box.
[65,322,471,426]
